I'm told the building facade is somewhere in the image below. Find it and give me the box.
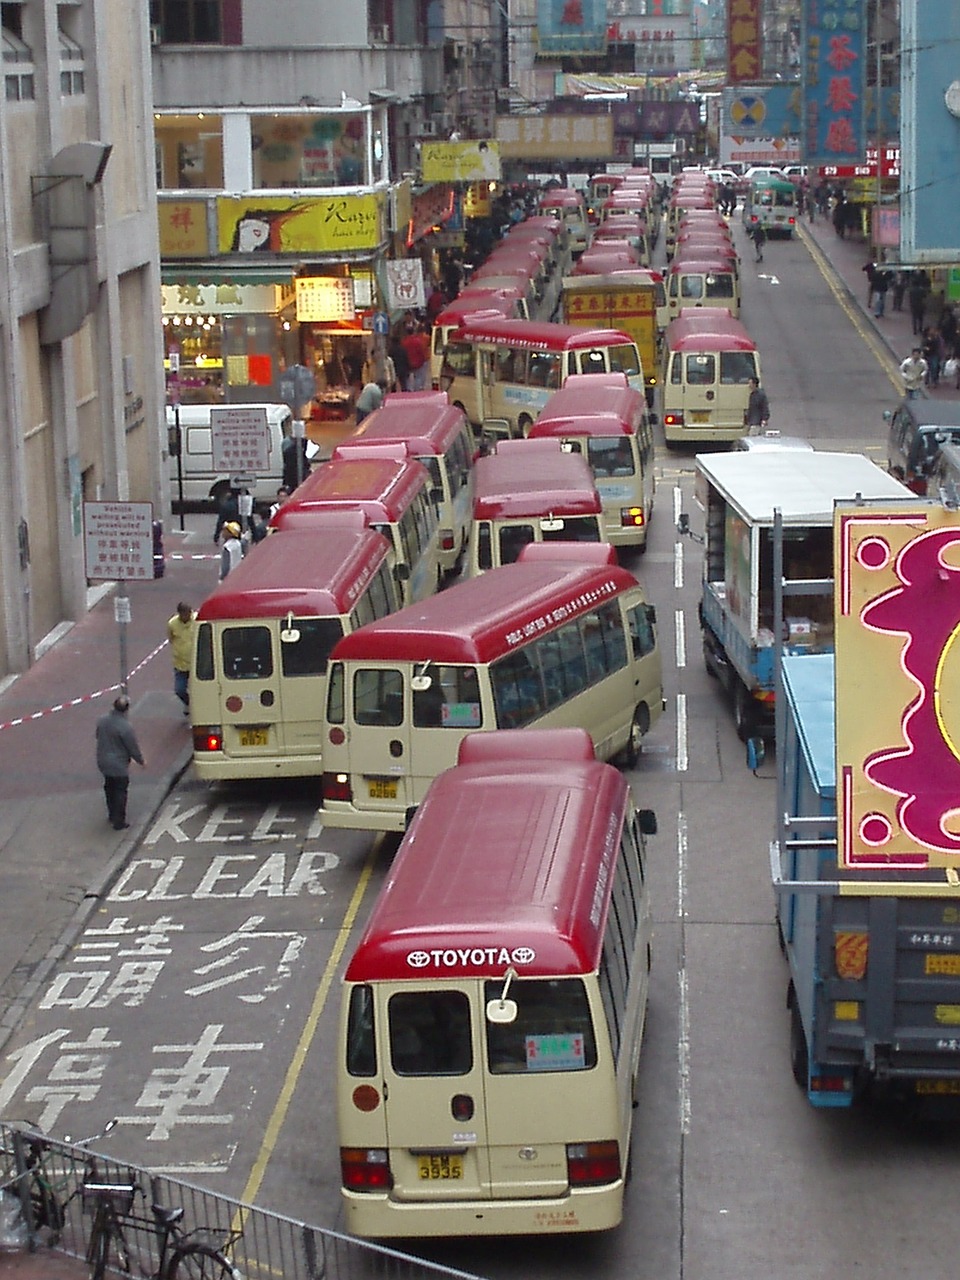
[0,0,164,676]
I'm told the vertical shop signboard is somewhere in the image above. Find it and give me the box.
[727,0,761,84]
[802,0,867,167]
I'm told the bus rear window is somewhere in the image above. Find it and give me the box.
[346,984,377,1077]
[719,351,757,384]
[388,991,472,1076]
[195,622,214,681]
[608,344,640,377]
[485,978,597,1074]
[588,437,634,477]
[542,516,601,544]
[280,617,344,677]
[354,668,404,727]
[412,665,482,729]
[222,626,273,679]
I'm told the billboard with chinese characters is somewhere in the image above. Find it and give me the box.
[802,0,867,167]
[495,114,614,161]
[727,0,761,84]
[536,0,607,56]
[834,502,960,870]
[216,194,385,254]
[900,0,960,262]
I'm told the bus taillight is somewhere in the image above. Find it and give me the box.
[440,529,455,552]
[341,1148,392,1191]
[620,506,644,528]
[663,411,684,427]
[323,772,353,803]
[193,726,223,753]
[566,1141,621,1187]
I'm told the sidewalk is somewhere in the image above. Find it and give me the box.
[798,211,960,401]
[0,522,219,1055]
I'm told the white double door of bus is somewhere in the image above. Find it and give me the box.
[373,981,583,1204]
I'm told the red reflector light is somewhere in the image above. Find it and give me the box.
[663,412,684,426]
[441,531,455,551]
[322,772,352,803]
[193,726,222,753]
[566,1140,621,1186]
[810,1075,854,1094]
[341,1148,391,1191]
[621,506,644,528]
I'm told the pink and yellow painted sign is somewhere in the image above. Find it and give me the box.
[835,503,960,870]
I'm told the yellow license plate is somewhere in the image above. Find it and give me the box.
[239,728,269,747]
[417,1154,463,1181]
[916,1079,960,1096]
[690,410,710,423]
[368,778,398,800]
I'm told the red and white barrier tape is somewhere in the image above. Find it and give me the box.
[0,640,168,732]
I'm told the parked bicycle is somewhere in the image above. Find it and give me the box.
[83,1170,243,1280]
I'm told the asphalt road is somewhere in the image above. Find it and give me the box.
[3,219,959,1280]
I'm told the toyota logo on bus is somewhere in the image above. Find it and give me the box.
[406,946,536,969]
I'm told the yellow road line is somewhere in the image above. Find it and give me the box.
[797,222,904,397]
[236,835,381,1216]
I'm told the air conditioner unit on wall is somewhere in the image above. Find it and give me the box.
[419,120,439,137]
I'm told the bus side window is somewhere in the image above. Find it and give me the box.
[354,668,404,726]
[346,984,377,1077]
[195,622,214,681]
[499,523,535,566]
[222,625,273,680]
[628,602,657,659]
[686,354,715,386]
[280,617,344,677]
[477,521,494,571]
[484,978,597,1074]
[669,355,682,386]
[388,991,472,1076]
[327,662,345,724]
[491,649,545,728]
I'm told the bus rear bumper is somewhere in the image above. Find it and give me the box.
[193,753,322,781]
[319,803,408,834]
[342,1183,624,1239]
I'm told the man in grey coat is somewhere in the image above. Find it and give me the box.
[95,695,145,830]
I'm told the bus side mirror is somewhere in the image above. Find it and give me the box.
[486,998,518,1025]
[637,809,658,837]
[645,603,657,625]
[395,563,411,582]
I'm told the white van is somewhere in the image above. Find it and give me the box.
[166,403,295,508]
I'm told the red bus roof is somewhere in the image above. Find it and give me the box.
[435,299,515,328]
[197,527,392,621]
[530,375,644,438]
[451,317,634,350]
[594,215,646,235]
[510,214,563,232]
[473,444,600,519]
[563,268,663,288]
[538,188,585,209]
[348,392,467,454]
[268,455,430,530]
[329,554,636,666]
[344,735,628,982]
[470,263,538,286]
[571,251,640,277]
[667,257,739,275]
[666,310,758,351]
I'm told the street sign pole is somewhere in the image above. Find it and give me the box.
[114,583,132,694]
[175,405,185,531]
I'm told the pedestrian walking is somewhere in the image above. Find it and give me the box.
[95,695,145,830]
[213,488,240,544]
[861,258,878,309]
[219,521,244,580]
[909,272,930,336]
[401,321,431,391]
[269,487,290,520]
[166,602,196,715]
[749,222,765,262]
[922,328,943,388]
[354,376,388,425]
[745,375,770,429]
[873,268,890,318]
[891,270,908,312]
[899,346,929,399]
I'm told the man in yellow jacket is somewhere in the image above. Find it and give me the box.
[167,601,196,715]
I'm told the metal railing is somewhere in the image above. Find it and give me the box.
[0,1124,487,1280]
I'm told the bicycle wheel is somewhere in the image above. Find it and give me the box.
[86,1203,132,1280]
[166,1243,241,1280]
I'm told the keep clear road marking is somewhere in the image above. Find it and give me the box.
[237,833,381,1215]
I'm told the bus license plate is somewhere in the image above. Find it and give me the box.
[916,1079,960,1096]
[417,1154,463,1181]
[368,778,398,800]
[690,410,710,423]
[239,728,269,747]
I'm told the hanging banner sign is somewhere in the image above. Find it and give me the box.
[802,0,867,167]
[727,0,761,84]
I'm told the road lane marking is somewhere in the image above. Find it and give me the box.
[237,834,381,1211]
